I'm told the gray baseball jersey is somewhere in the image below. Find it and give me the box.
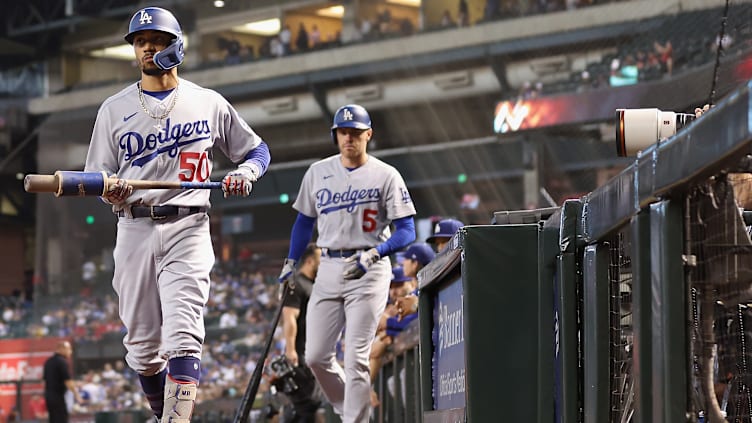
[84,77,264,375]
[85,78,263,210]
[293,154,416,248]
[295,154,415,422]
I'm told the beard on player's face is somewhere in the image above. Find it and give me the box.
[142,66,167,76]
[139,53,166,76]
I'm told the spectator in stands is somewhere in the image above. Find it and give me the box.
[296,22,309,52]
[458,0,470,26]
[310,24,321,49]
[28,394,48,420]
[609,56,639,86]
[276,244,322,422]
[518,81,535,100]
[484,0,501,21]
[359,18,373,41]
[219,309,238,328]
[80,372,107,412]
[225,38,242,65]
[399,18,415,36]
[271,36,284,58]
[440,9,454,27]
[653,40,673,75]
[280,24,292,55]
[43,341,82,423]
[712,33,734,51]
[426,218,465,252]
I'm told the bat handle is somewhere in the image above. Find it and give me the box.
[24,174,59,194]
[180,181,223,189]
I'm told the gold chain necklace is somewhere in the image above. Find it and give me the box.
[137,81,179,131]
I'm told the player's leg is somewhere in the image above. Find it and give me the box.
[341,259,391,423]
[305,257,347,415]
[157,214,214,422]
[112,219,167,419]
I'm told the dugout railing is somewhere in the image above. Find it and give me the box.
[545,80,752,423]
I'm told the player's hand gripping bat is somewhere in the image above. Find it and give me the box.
[23,171,221,196]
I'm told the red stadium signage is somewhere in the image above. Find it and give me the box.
[0,337,71,420]
[493,53,752,135]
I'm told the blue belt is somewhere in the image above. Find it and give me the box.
[118,205,206,220]
[321,248,366,258]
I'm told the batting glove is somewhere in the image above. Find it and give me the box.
[278,258,296,284]
[343,248,380,280]
[278,258,296,301]
[221,163,260,198]
[102,175,133,205]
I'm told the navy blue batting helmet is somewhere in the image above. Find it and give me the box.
[331,104,372,144]
[125,7,184,70]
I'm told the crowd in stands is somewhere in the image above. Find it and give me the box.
[208,0,634,67]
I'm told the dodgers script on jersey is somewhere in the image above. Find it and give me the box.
[293,155,416,249]
[84,78,263,209]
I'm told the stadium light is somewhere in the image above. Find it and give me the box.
[233,18,281,36]
[316,6,344,18]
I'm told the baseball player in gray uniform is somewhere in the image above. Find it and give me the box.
[83,7,270,422]
[278,104,416,422]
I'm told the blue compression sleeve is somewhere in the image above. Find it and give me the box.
[376,216,416,257]
[287,213,316,261]
[243,141,271,176]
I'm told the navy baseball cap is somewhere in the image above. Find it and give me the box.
[426,219,464,244]
[391,266,412,283]
[403,243,435,266]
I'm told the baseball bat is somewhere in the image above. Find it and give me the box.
[233,287,289,423]
[24,171,221,197]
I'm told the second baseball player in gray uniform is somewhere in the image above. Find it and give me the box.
[278,104,416,422]
[83,7,270,423]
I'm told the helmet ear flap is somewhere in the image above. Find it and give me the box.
[153,37,185,70]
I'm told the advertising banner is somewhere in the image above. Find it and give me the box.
[0,337,71,420]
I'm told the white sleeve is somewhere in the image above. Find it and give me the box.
[214,96,263,164]
[384,168,416,220]
[84,106,119,175]
[292,167,317,217]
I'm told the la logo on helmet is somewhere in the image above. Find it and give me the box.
[139,10,153,25]
[343,109,353,121]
